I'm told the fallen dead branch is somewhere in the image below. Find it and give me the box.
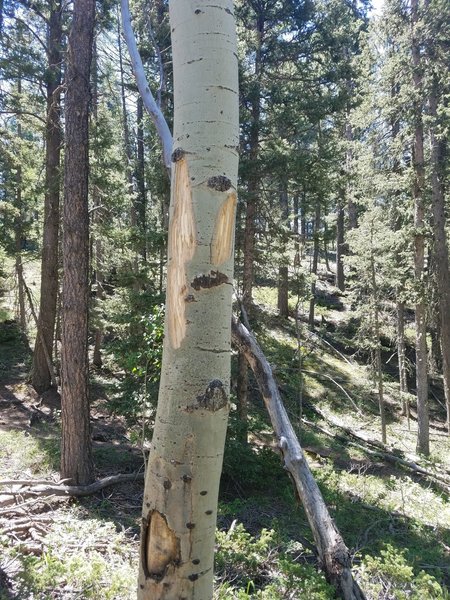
[231,316,366,600]
[0,472,144,505]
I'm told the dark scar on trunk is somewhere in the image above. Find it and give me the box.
[196,379,228,411]
[207,175,232,191]
[191,271,228,290]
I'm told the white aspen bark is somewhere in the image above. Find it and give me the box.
[137,2,239,598]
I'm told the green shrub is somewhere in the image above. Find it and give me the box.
[214,523,334,599]
[358,544,448,599]
[104,292,164,423]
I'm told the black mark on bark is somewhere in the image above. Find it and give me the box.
[171,147,185,162]
[191,271,228,290]
[196,380,228,411]
[208,175,232,191]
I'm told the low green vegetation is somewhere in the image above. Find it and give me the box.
[0,270,449,599]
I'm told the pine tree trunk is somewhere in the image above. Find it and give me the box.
[92,38,104,369]
[60,0,95,485]
[397,301,409,419]
[136,95,147,262]
[429,81,450,435]
[411,0,429,455]
[278,188,289,317]
[118,11,138,277]
[242,9,262,309]
[137,2,239,597]
[371,249,386,444]
[336,200,345,291]
[32,1,62,393]
[15,214,26,332]
[308,201,321,328]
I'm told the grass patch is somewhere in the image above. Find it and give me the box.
[0,426,60,478]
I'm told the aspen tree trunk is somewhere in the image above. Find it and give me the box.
[411,0,429,455]
[60,0,95,485]
[429,81,450,435]
[32,1,63,393]
[137,2,239,598]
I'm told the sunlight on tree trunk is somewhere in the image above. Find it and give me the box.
[137,2,239,597]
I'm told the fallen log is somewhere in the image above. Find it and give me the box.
[231,316,366,600]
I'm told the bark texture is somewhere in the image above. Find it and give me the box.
[336,200,345,291]
[429,81,450,434]
[277,188,289,318]
[32,1,63,393]
[137,2,239,598]
[397,302,409,418]
[60,0,95,485]
[308,201,321,328]
[411,0,429,455]
[242,7,262,308]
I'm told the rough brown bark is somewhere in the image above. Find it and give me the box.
[14,144,26,332]
[308,201,321,328]
[91,38,104,369]
[278,188,290,318]
[370,246,386,444]
[336,200,345,292]
[32,1,63,393]
[60,0,95,485]
[242,9,262,308]
[429,80,450,435]
[411,0,429,455]
[397,301,409,420]
[136,95,147,262]
[232,317,365,600]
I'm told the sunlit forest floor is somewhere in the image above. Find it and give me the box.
[0,258,449,599]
